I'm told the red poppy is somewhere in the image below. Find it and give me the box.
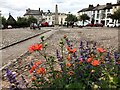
[31,65,37,70]
[97,48,106,53]
[36,67,46,74]
[29,45,35,52]
[91,60,100,66]
[87,58,93,63]
[28,44,42,52]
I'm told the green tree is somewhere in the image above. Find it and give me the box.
[17,17,28,27]
[65,14,78,22]
[2,16,7,26]
[27,16,37,25]
[79,14,90,25]
[108,8,120,26]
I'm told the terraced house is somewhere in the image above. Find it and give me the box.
[77,2,120,26]
[24,5,67,25]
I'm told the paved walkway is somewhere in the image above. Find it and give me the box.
[1,29,57,68]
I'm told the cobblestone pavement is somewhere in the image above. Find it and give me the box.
[0,28,51,48]
[62,27,119,51]
[1,29,57,67]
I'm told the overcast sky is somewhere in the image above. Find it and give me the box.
[0,0,117,19]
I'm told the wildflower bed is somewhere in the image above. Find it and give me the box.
[2,30,120,89]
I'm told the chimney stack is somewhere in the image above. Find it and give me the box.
[39,8,40,11]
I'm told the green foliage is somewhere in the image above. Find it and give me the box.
[2,16,7,25]
[17,17,29,27]
[65,14,78,22]
[79,14,90,25]
[27,16,37,25]
[108,8,120,26]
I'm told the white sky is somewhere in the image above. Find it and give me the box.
[0,0,117,19]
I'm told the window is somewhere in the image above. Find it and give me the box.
[96,20,98,23]
[97,10,99,14]
[97,14,99,18]
[107,9,110,12]
[106,20,109,25]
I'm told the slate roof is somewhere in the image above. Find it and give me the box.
[112,3,120,6]
[93,5,106,10]
[24,9,42,16]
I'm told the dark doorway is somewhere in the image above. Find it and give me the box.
[101,20,105,26]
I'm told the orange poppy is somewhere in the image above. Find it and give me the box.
[67,47,77,53]
[34,44,42,50]
[67,71,74,76]
[87,58,93,63]
[36,67,46,74]
[70,48,77,53]
[31,76,35,81]
[66,62,72,67]
[34,61,42,66]
[91,60,100,66]
[97,48,106,53]
[67,46,71,52]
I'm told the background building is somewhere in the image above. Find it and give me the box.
[24,8,43,23]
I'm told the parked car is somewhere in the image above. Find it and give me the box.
[7,25,12,29]
[41,22,49,27]
[48,22,54,27]
[116,23,120,27]
[30,23,41,29]
[107,22,114,27]
[94,23,103,27]
[86,23,94,27]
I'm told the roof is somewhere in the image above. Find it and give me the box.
[43,12,67,16]
[112,3,120,6]
[77,8,89,13]
[93,5,106,10]
[77,5,95,13]
[24,9,42,16]
[7,14,16,22]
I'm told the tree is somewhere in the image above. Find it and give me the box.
[79,14,90,25]
[17,17,28,27]
[27,16,37,25]
[2,16,7,26]
[65,14,78,22]
[108,8,120,26]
